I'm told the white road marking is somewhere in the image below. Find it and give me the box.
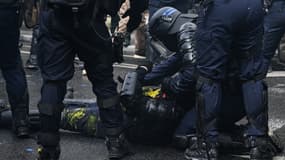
[124,54,146,59]
[113,63,138,69]
[267,71,285,77]
[269,118,285,132]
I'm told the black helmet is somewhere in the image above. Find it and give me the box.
[149,7,182,39]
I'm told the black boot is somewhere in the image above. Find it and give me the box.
[172,134,197,150]
[105,128,130,159]
[246,136,276,160]
[184,139,219,160]
[37,132,61,160]
[12,109,29,138]
[37,145,60,160]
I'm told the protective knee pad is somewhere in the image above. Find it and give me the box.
[38,132,60,147]
[97,95,120,109]
[244,80,269,135]
[97,95,124,129]
[38,103,64,132]
[40,81,67,105]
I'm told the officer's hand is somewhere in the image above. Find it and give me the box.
[136,65,149,82]
[161,77,175,98]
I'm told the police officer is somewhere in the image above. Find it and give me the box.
[144,7,245,150]
[36,0,147,159]
[263,0,285,72]
[187,0,271,159]
[0,0,30,138]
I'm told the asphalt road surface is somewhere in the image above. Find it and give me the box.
[0,29,284,160]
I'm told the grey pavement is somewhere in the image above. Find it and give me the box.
[0,29,284,160]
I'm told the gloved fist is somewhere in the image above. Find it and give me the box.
[135,65,149,82]
[161,77,175,98]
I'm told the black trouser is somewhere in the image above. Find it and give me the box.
[0,7,29,124]
[37,9,124,146]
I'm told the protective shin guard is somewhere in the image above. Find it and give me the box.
[37,103,63,160]
[185,78,221,160]
[243,80,268,136]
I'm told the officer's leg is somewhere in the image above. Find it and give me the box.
[236,10,275,158]
[2,61,29,138]
[78,20,128,158]
[219,79,245,132]
[83,54,128,159]
[263,1,285,73]
[173,108,197,150]
[0,7,29,138]
[36,10,76,160]
[185,2,235,159]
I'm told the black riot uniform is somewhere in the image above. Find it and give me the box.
[36,0,147,159]
[0,0,30,138]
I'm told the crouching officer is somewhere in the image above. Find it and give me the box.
[263,0,285,73]
[139,6,198,144]
[188,0,272,160]
[0,0,30,138]
[36,0,147,159]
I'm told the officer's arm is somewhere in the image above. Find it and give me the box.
[162,63,196,96]
[123,0,149,32]
[143,53,184,85]
[177,22,197,64]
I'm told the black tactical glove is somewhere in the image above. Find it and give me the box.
[161,77,175,99]
[123,0,148,32]
[135,65,151,82]
[113,32,127,63]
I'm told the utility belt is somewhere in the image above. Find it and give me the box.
[47,0,90,8]
[45,0,93,28]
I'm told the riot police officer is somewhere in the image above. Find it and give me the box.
[36,0,147,159]
[144,7,247,151]
[0,0,30,138]
[263,0,285,72]
[187,0,271,160]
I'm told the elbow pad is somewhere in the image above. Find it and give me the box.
[177,22,197,63]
